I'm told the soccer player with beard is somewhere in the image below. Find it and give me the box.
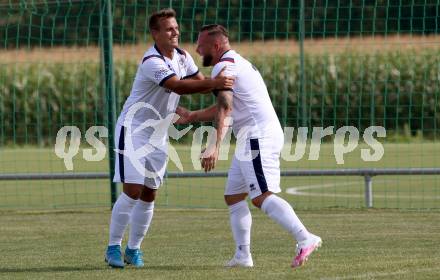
[176,24,322,268]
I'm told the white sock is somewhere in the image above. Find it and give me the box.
[229,200,252,258]
[127,200,154,250]
[108,192,137,246]
[261,194,309,242]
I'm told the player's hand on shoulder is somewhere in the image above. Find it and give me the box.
[214,66,234,90]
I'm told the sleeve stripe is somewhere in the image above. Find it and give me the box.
[142,54,164,63]
[219,58,235,63]
[159,73,176,87]
[182,70,199,80]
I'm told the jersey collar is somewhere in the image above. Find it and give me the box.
[154,44,186,61]
[154,44,165,57]
[219,49,232,60]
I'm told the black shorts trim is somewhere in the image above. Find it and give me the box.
[118,126,125,182]
[250,138,268,193]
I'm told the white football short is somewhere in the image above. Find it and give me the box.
[225,136,283,199]
[113,124,168,189]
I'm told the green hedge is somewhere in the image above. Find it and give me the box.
[1,49,439,145]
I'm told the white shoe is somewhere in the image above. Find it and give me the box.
[225,255,254,268]
[292,233,322,268]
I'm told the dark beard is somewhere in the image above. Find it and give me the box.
[202,54,213,66]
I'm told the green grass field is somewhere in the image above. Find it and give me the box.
[0,208,439,280]
[0,143,439,209]
[0,143,439,279]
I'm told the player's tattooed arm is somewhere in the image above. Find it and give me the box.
[215,90,233,145]
[200,90,233,172]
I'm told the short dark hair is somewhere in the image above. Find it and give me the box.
[149,8,176,31]
[200,24,229,38]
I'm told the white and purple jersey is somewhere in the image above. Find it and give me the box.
[117,44,199,142]
[211,50,282,139]
[113,45,199,187]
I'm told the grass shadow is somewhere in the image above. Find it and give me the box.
[0,264,221,274]
[0,266,108,274]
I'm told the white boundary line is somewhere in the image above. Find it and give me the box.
[286,182,360,198]
[285,181,440,200]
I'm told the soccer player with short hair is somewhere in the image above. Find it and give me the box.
[176,24,322,268]
[105,10,234,268]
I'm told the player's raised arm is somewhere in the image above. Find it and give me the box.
[183,71,221,94]
[185,71,205,80]
[163,67,233,95]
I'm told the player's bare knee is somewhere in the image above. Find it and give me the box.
[140,186,156,202]
[224,193,247,206]
[123,183,144,200]
[251,191,273,208]
[251,197,262,208]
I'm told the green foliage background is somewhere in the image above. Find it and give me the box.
[1,48,439,145]
[1,0,439,145]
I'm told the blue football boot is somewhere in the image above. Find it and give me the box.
[105,245,124,268]
[124,247,144,268]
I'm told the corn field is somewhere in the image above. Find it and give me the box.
[0,48,439,145]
